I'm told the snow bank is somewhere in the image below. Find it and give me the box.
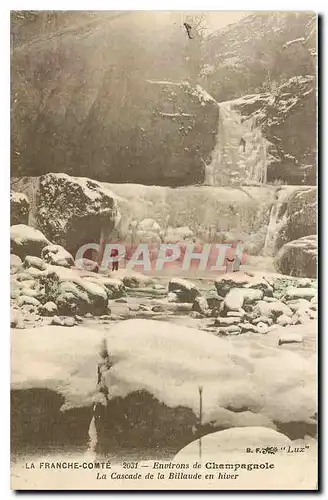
[12,319,316,425]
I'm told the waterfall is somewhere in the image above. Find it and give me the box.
[205,100,270,186]
[262,187,296,256]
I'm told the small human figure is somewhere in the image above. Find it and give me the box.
[240,137,246,152]
[110,248,119,272]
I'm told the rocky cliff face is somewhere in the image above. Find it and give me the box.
[11,12,316,186]
[202,12,316,185]
[11,12,218,186]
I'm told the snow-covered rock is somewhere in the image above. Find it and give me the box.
[254,300,293,319]
[10,224,50,259]
[275,235,317,278]
[40,301,58,316]
[223,288,245,311]
[275,188,317,251]
[10,191,30,225]
[34,173,120,255]
[10,254,22,269]
[41,244,74,268]
[168,277,200,303]
[284,286,317,301]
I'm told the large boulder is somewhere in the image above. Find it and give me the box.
[44,266,110,316]
[274,235,317,278]
[10,224,50,259]
[10,191,30,225]
[276,188,317,251]
[34,173,120,256]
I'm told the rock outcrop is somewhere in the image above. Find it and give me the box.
[203,12,316,185]
[275,187,317,251]
[274,235,317,278]
[32,173,120,256]
[11,191,30,225]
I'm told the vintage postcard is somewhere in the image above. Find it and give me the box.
[10,11,318,490]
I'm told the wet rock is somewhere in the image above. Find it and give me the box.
[74,315,84,323]
[10,191,30,225]
[11,224,50,259]
[40,301,58,317]
[276,314,293,327]
[223,288,245,311]
[115,298,127,303]
[274,235,317,278]
[168,278,200,303]
[41,244,74,268]
[254,300,293,320]
[285,287,317,301]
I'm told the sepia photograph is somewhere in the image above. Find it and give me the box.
[10,10,318,490]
